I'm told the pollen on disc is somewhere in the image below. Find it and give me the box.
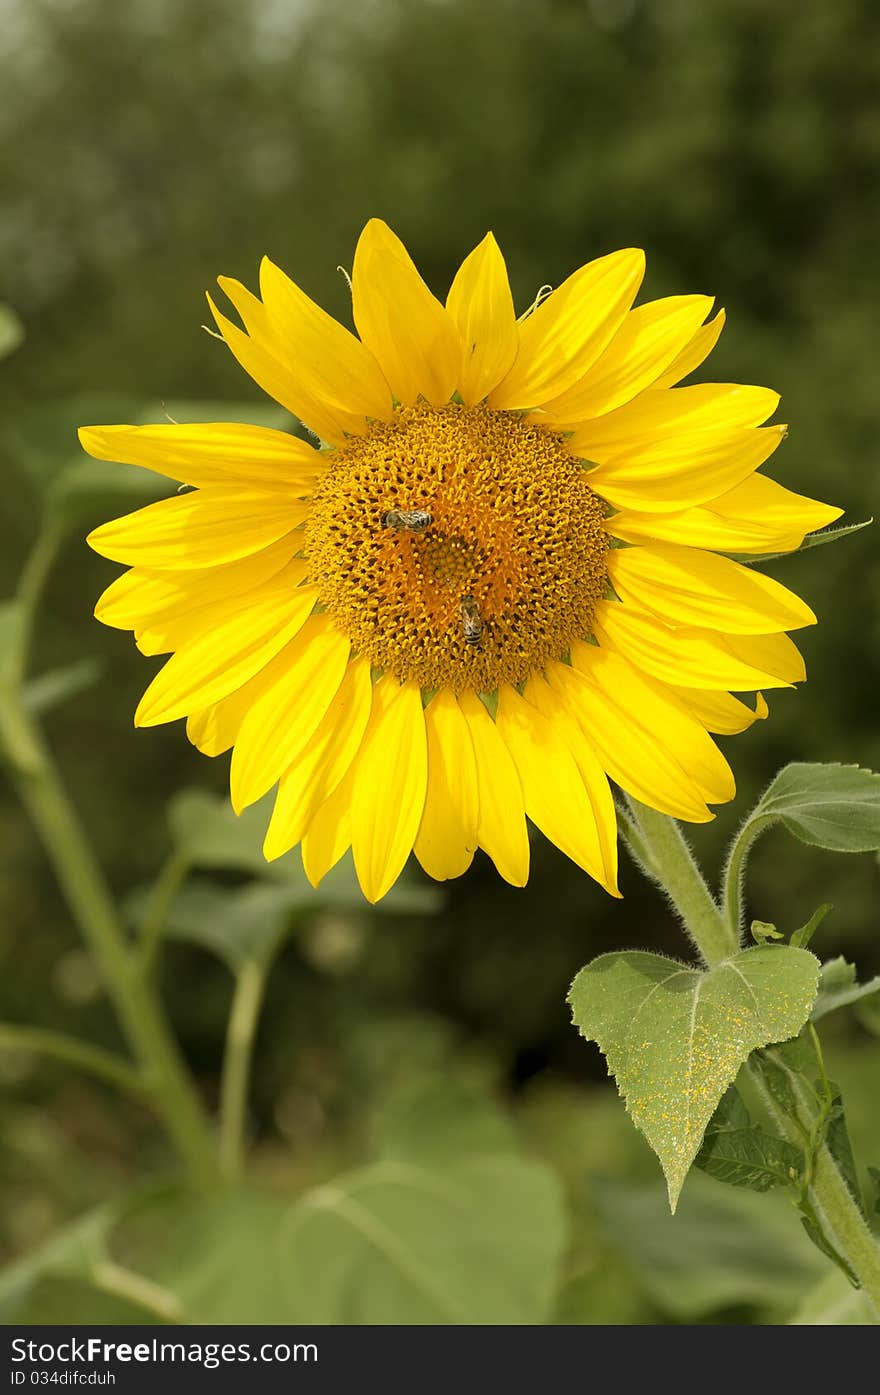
[303,402,610,693]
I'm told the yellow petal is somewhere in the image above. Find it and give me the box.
[459,690,529,887]
[300,762,356,888]
[609,473,842,554]
[523,672,619,889]
[670,687,769,735]
[547,662,708,822]
[502,680,619,893]
[414,689,479,881]
[542,295,715,424]
[352,219,460,407]
[136,563,311,657]
[185,638,311,756]
[208,289,361,446]
[586,424,787,514]
[264,658,373,860]
[445,233,518,406]
[489,248,645,410]
[593,600,804,690]
[229,618,351,813]
[569,644,734,807]
[651,307,726,389]
[95,538,297,634]
[78,422,324,492]
[88,488,307,569]
[569,383,780,462]
[349,676,428,903]
[134,579,318,726]
[608,543,816,634]
[258,257,393,421]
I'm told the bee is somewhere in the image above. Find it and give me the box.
[381,508,433,532]
[460,594,483,648]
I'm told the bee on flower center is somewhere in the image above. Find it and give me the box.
[460,594,483,648]
[380,508,433,532]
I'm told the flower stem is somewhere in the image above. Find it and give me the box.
[0,1022,148,1099]
[621,799,739,965]
[138,848,191,971]
[747,1057,880,1314]
[219,959,267,1183]
[721,812,775,946]
[0,690,222,1190]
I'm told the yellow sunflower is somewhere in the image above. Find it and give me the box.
[80,219,840,902]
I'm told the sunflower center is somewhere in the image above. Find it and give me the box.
[303,402,610,692]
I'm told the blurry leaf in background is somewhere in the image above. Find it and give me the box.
[593,1174,826,1322]
[811,954,880,1021]
[23,658,105,716]
[0,306,23,361]
[568,946,820,1208]
[789,1268,879,1326]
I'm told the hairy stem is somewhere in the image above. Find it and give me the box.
[721,813,775,945]
[747,1058,880,1314]
[622,798,738,965]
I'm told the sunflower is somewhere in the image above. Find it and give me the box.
[80,220,840,902]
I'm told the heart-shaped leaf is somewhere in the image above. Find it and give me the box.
[754,763,880,853]
[568,945,820,1209]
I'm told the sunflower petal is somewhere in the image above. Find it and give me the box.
[651,307,726,389]
[608,543,816,634]
[300,764,356,888]
[490,248,645,410]
[459,690,529,887]
[134,580,318,726]
[78,422,324,492]
[542,295,715,424]
[670,687,769,735]
[586,424,787,513]
[229,618,351,813]
[88,488,307,569]
[414,689,479,881]
[445,233,518,406]
[608,474,842,554]
[522,673,619,890]
[352,219,460,407]
[258,257,393,421]
[208,289,361,446]
[569,383,781,462]
[593,600,805,690]
[500,680,620,893]
[264,658,373,860]
[350,677,428,903]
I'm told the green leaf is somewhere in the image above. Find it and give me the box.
[126,878,308,971]
[0,305,24,361]
[754,762,880,853]
[695,1086,802,1191]
[23,658,104,716]
[811,955,880,1021]
[739,518,872,566]
[791,903,833,949]
[867,1166,880,1216]
[825,1085,864,1215]
[751,919,784,944]
[789,1269,879,1325]
[568,945,820,1209]
[593,1174,826,1320]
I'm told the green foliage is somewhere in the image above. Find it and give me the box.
[811,956,880,1021]
[568,946,820,1209]
[0,306,23,362]
[751,763,880,854]
[0,1086,565,1325]
[696,1086,802,1192]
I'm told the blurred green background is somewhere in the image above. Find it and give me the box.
[0,0,878,1324]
